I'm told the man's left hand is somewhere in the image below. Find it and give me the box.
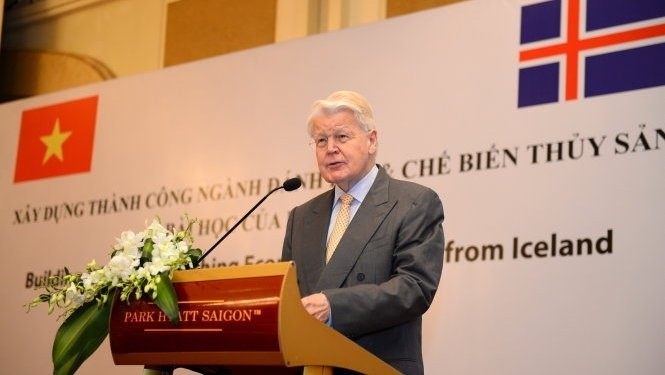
[301,293,331,323]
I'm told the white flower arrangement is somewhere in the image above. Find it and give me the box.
[27,216,202,375]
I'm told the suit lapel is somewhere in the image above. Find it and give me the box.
[300,190,334,293]
[315,169,396,291]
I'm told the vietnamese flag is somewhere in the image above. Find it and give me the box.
[14,96,98,183]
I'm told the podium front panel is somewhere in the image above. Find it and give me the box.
[110,274,283,365]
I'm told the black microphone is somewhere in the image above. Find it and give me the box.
[194,177,302,266]
[282,177,302,192]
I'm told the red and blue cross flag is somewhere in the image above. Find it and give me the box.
[518,0,665,107]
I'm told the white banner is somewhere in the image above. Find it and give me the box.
[1,0,663,373]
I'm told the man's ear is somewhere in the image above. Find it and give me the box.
[368,129,378,154]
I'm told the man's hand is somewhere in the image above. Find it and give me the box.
[301,293,331,323]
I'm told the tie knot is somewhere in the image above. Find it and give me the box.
[340,194,353,206]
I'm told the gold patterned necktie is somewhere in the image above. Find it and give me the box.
[326,193,353,263]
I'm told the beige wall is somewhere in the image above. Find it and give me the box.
[2,0,166,77]
[0,0,466,99]
[164,0,278,67]
[386,0,464,18]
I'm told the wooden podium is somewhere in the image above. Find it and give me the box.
[109,262,399,375]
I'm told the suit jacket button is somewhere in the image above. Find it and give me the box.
[357,273,365,281]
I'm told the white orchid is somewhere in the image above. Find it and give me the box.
[28,215,201,317]
[146,218,169,238]
[105,252,139,285]
[113,230,144,258]
[26,215,203,375]
[80,268,104,290]
[143,261,169,276]
[63,282,85,309]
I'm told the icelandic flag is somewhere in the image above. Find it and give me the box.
[518,0,665,107]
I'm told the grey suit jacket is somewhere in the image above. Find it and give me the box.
[282,167,445,375]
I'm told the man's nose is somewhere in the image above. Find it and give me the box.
[325,138,339,152]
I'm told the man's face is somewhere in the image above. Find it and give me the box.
[311,109,377,192]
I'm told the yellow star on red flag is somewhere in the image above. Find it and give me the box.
[40,119,72,164]
[14,95,98,183]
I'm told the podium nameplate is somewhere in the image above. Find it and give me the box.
[111,275,282,356]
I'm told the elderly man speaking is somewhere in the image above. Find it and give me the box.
[282,90,445,375]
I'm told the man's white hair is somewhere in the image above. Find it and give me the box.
[307,90,376,136]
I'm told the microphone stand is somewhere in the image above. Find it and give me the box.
[194,184,287,267]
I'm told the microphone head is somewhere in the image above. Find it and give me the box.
[282,177,302,191]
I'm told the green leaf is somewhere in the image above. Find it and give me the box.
[153,272,179,325]
[52,296,114,375]
[187,248,203,265]
[141,239,154,265]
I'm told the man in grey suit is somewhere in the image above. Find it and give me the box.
[282,91,444,375]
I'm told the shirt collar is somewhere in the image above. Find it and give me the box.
[333,165,379,205]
